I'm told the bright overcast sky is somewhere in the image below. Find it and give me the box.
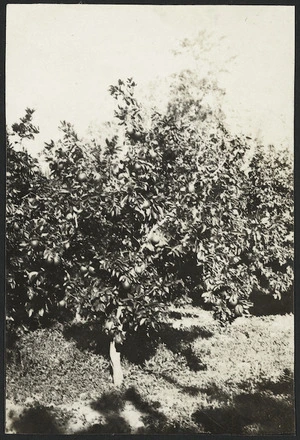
[6,5,294,157]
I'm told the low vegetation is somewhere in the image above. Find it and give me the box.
[6,306,294,434]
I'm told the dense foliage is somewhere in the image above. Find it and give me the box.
[6,77,293,345]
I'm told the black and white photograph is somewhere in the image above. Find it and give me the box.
[5,4,295,435]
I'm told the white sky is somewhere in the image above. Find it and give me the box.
[6,5,294,157]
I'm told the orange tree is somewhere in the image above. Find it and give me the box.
[6,111,80,331]
[6,79,293,385]
[245,144,293,308]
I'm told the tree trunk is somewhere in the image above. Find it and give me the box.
[109,339,123,386]
[109,306,124,386]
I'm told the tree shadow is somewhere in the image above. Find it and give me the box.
[122,323,211,372]
[159,324,212,371]
[76,386,170,434]
[76,386,196,434]
[91,389,125,413]
[8,404,63,434]
[192,390,295,435]
[77,416,131,434]
[63,321,110,356]
[151,370,232,400]
[156,371,202,396]
[257,369,294,396]
[124,386,168,433]
[123,386,201,433]
[8,376,295,435]
[63,313,212,374]
[181,346,207,371]
[121,329,158,365]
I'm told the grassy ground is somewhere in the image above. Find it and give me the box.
[6,306,295,434]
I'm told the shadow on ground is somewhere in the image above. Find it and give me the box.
[122,323,212,371]
[161,373,203,396]
[63,321,110,356]
[77,387,166,434]
[77,386,194,434]
[62,311,212,373]
[7,375,295,435]
[77,389,132,434]
[192,374,295,435]
[8,404,63,434]
[159,323,212,371]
